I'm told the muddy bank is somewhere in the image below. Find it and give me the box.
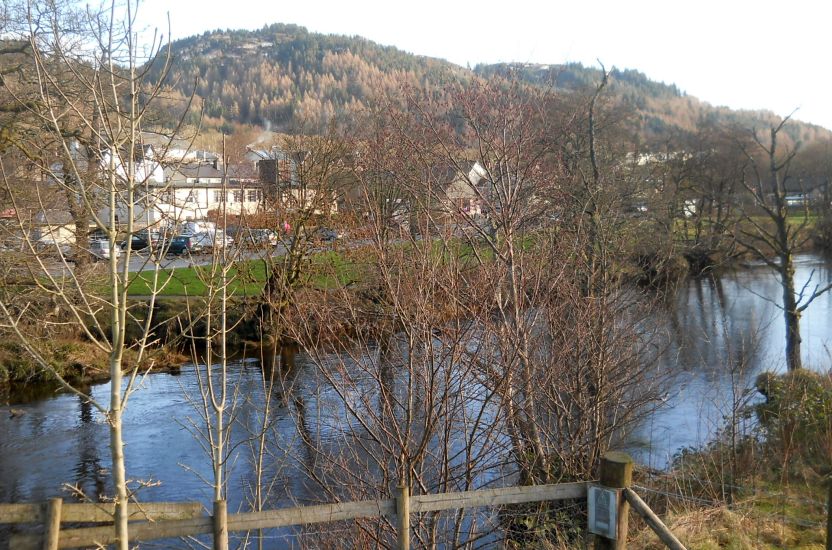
[0,285,391,403]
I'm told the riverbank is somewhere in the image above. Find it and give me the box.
[4,240,830,402]
[631,368,832,549]
[0,279,397,402]
[0,338,189,404]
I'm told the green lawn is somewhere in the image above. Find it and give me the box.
[672,213,819,241]
[127,250,367,296]
[125,235,526,297]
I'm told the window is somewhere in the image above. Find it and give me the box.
[232,190,243,203]
[247,189,262,203]
[213,190,226,203]
[185,191,198,203]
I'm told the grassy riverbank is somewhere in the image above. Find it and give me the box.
[124,210,829,298]
[631,368,831,549]
[0,337,187,401]
[630,475,828,549]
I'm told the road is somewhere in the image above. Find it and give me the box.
[32,245,290,277]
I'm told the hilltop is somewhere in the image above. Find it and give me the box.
[477,62,832,145]
[148,24,832,146]
[148,23,470,132]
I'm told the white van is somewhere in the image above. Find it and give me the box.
[90,239,122,260]
[180,220,217,236]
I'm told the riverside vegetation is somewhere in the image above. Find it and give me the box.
[630,368,832,549]
[1,2,832,547]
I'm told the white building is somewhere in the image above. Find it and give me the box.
[107,159,264,229]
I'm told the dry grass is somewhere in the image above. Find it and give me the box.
[629,494,827,549]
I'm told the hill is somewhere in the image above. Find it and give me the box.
[475,62,832,145]
[148,25,832,146]
[148,23,470,132]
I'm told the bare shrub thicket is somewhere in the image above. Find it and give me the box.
[249,77,669,548]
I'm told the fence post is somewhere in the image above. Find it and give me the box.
[594,451,633,550]
[213,500,228,550]
[43,497,62,550]
[624,488,686,550]
[396,485,410,550]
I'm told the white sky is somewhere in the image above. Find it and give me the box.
[134,0,832,130]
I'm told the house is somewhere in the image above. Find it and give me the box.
[100,144,165,187]
[146,163,264,222]
[31,210,78,247]
[441,162,487,218]
[783,175,829,207]
[784,194,809,208]
[97,145,265,228]
[32,140,265,243]
[256,149,338,215]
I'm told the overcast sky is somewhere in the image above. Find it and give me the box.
[135,0,832,130]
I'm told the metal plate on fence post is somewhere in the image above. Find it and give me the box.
[588,485,618,540]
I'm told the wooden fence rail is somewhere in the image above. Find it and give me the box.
[4,483,589,549]
[0,502,202,524]
[624,488,685,550]
[3,502,204,550]
[0,452,690,549]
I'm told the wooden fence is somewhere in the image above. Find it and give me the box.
[0,452,687,550]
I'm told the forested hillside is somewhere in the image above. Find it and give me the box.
[477,62,832,145]
[149,24,832,145]
[149,23,470,132]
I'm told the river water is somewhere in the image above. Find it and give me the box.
[632,253,832,468]
[1,254,830,544]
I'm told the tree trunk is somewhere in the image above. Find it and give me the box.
[62,154,90,270]
[109,365,129,550]
[781,253,802,371]
[108,149,130,550]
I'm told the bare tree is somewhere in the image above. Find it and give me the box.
[736,116,832,371]
[0,1,189,547]
[257,124,351,343]
[677,122,748,272]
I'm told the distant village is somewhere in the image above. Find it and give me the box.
[1,130,827,263]
[0,131,509,259]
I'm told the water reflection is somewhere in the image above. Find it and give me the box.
[72,396,107,501]
[1,254,830,545]
[634,253,832,469]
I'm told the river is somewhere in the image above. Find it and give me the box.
[632,253,832,468]
[1,253,830,545]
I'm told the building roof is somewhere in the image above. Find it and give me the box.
[226,163,258,180]
[160,163,262,188]
[33,210,74,225]
[166,164,225,182]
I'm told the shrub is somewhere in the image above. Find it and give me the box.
[812,212,832,251]
[755,369,832,479]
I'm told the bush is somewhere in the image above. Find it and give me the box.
[812,212,832,251]
[755,369,832,478]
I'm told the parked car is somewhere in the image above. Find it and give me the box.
[166,235,204,256]
[228,227,278,248]
[121,230,164,251]
[192,230,233,251]
[90,239,121,261]
[179,220,217,236]
[34,240,73,258]
[314,227,341,243]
